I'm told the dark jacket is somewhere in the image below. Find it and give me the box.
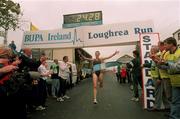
[18,54,41,71]
[129,57,141,77]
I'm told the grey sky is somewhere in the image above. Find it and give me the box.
[3,0,180,61]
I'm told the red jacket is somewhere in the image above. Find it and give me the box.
[121,68,127,78]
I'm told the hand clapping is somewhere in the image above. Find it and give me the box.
[1,65,18,73]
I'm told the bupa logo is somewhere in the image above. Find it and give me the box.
[24,34,43,43]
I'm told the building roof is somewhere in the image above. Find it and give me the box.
[116,54,133,64]
[75,48,92,63]
[173,29,180,35]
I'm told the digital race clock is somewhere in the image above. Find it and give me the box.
[63,11,102,28]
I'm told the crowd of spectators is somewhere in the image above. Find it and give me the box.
[116,37,180,119]
[0,46,77,119]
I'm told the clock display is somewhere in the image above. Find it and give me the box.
[63,11,102,24]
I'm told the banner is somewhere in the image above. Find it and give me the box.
[23,28,83,48]
[139,33,160,109]
[23,20,154,48]
[80,20,154,47]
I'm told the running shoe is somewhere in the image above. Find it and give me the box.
[93,99,98,104]
[57,97,64,102]
[63,95,70,99]
[35,106,46,111]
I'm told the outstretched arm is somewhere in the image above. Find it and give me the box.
[78,50,93,61]
[102,51,119,60]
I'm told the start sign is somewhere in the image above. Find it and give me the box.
[140,33,160,109]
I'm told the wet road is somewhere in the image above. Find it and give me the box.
[31,71,167,119]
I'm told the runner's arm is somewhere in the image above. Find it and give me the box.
[102,51,119,60]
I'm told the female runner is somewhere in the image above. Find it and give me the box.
[78,50,119,104]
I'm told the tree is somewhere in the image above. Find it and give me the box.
[0,0,21,46]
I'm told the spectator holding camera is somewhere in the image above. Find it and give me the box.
[0,47,26,119]
[156,41,172,111]
[142,45,163,110]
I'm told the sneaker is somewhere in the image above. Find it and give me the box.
[135,98,139,102]
[57,97,64,102]
[93,99,98,104]
[52,96,57,99]
[147,108,160,112]
[63,95,70,99]
[131,97,139,101]
[131,97,136,101]
[35,106,46,111]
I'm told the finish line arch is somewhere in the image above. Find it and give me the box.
[22,20,159,109]
[22,20,154,49]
